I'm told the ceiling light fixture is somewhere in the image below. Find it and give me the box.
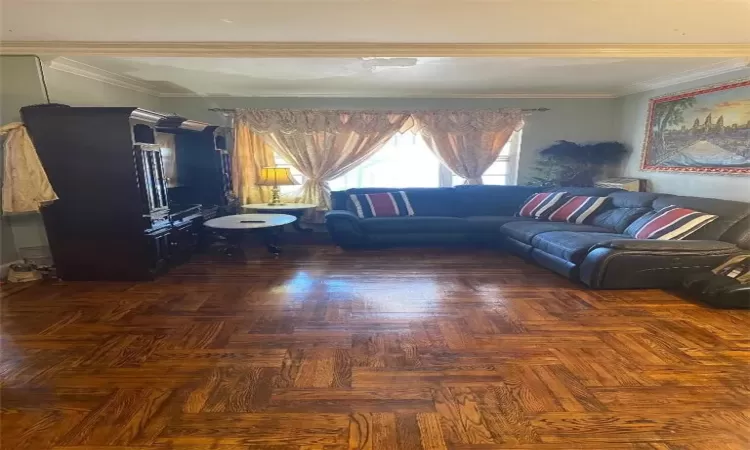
[361,57,419,69]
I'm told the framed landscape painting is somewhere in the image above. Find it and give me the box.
[641,79,750,174]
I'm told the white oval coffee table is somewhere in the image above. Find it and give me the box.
[242,203,317,232]
[204,213,296,256]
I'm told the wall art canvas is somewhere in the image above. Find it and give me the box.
[641,79,750,174]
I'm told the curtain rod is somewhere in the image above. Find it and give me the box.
[209,107,550,114]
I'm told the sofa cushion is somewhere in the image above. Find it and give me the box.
[465,216,535,233]
[518,192,569,219]
[454,185,542,216]
[531,231,631,264]
[348,191,415,218]
[608,191,660,208]
[624,205,718,240]
[333,188,460,216]
[548,196,610,224]
[360,216,469,233]
[500,221,613,244]
[589,191,658,233]
[592,206,651,233]
[652,195,750,240]
[403,188,463,217]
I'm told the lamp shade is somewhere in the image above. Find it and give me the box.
[256,167,298,186]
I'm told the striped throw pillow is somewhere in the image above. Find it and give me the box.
[548,196,609,224]
[518,192,568,219]
[348,191,415,219]
[625,205,718,240]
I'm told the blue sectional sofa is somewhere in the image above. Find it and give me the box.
[325,186,749,289]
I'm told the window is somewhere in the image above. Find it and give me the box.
[329,132,441,190]
[449,130,522,186]
[272,132,441,194]
[272,130,522,193]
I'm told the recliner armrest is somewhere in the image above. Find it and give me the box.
[579,240,741,289]
[592,239,737,253]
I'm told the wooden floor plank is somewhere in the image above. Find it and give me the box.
[2,246,749,449]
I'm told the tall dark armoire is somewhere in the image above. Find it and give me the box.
[21,104,232,281]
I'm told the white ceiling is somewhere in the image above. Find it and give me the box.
[48,56,750,98]
[2,0,750,44]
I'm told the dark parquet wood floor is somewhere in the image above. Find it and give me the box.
[2,245,749,449]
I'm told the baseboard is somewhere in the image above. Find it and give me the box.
[1,260,23,280]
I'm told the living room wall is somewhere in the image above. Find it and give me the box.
[161,96,622,185]
[0,67,625,267]
[43,67,162,110]
[618,69,750,202]
[0,55,163,267]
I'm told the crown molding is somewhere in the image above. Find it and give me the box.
[43,57,618,99]
[46,57,161,96]
[158,92,617,99]
[3,41,750,58]
[617,57,750,96]
[38,52,750,100]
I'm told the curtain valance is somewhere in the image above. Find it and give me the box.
[236,108,526,135]
[239,109,413,135]
[411,109,525,134]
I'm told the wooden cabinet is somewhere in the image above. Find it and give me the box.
[216,131,236,210]
[169,221,199,263]
[136,144,169,214]
[21,104,218,281]
[170,126,237,214]
[145,227,171,277]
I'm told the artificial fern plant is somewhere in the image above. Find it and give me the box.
[527,140,628,188]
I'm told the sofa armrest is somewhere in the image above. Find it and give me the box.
[579,244,740,289]
[325,210,362,227]
[592,239,738,252]
[325,210,367,247]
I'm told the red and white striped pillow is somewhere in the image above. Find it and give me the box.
[625,205,718,240]
[348,191,415,218]
[547,196,609,224]
[518,192,568,219]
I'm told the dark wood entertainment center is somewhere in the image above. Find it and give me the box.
[21,104,237,281]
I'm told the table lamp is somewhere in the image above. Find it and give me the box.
[257,167,298,206]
